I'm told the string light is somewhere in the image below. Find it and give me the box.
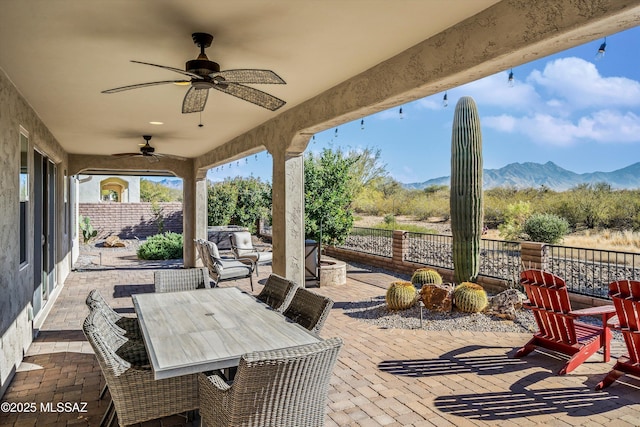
[595,37,607,60]
[442,92,448,108]
[255,154,258,160]
[335,128,338,138]
[312,135,316,144]
[508,69,514,87]
[399,107,403,119]
[360,119,365,130]
[245,158,249,164]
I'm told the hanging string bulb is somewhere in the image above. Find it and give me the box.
[254,154,258,161]
[221,165,224,170]
[508,69,514,87]
[312,135,316,144]
[442,92,448,108]
[399,107,404,119]
[245,158,249,165]
[360,119,365,130]
[335,128,339,138]
[595,37,607,60]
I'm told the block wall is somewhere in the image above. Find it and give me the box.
[78,202,183,239]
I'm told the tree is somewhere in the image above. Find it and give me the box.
[207,180,238,226]
[207,177,272,232]
[140,179,181,202]
[347,147,388,192]
[304,148,356,245]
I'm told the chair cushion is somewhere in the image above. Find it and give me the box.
[218,265,251,280]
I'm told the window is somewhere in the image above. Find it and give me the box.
[19,128,29,265]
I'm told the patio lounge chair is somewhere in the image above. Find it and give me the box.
[256,273,297,312]
[198,337,343,427]
[198,239,256,291]
[515,269,613,375]
[83,310,198,426]
[596,280,640,390]
[230,231,273,276]
[154,267,210,293]
[283,287,334,336]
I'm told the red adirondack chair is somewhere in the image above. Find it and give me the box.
[596,280,640,390]
[516,269,615,375]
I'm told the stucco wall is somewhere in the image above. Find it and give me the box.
[77,174,141,203]
[0,68,70,396]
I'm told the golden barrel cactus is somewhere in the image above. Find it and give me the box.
[386,281,417,310]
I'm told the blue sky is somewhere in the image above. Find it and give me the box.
[203,26,640,185]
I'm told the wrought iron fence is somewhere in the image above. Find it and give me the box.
[405,232,520,282]
[336,227,393,257]
[547,245,640,299]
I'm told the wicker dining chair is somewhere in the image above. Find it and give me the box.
[198,337,343,427]
[154,267,210,293]
[256,273,297,312]
[283,288,334,335]
[86,289,141,340]
[83,310,198,427]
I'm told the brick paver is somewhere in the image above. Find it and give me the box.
[1,247,639,426]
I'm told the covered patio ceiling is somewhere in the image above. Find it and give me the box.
[2,1,639,175]
[0,0,502,161]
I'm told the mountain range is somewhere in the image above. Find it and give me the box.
[404,161,640,191]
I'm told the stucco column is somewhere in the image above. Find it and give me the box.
[271,149,305,285]
[182,173,197,267]
[195,178,208,242]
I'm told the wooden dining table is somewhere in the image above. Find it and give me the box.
[132,287,320,380]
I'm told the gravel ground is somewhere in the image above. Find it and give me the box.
[342,296,538,333]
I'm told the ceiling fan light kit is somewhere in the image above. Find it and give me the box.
[102,32,286,113]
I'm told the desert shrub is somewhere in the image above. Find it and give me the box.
[137,232,183,260]
[523,213,569,244]
[498,201,531,241]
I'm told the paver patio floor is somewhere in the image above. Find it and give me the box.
[2,248,640,426]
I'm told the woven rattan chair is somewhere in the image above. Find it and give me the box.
[229,231,273,276]
[283,288,334,335]
[256,273,297,312]
[198,337,343,427]
[154,267,210,293]
[83,310,198,427]
[200,239,255,291]
[86,289,141,340]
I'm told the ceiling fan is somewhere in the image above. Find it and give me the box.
[102,32,286,113]
[112,135,185,162]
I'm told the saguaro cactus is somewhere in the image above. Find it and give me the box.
[450,96,483,284]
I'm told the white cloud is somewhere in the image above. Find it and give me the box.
[528,57,640,109]
[452,71,541,110]
[485,110,640,146]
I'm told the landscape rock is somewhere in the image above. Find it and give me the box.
[485,289,527,320]
[419,283,454,312]
[104,236,126,248]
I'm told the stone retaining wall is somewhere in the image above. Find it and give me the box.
[79,202,183,239]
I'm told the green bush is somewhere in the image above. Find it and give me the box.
[137,232,184,260]
[523,213,570,244]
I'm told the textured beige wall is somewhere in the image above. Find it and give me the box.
[0,68,69,395]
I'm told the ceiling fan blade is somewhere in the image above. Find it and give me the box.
[131,60,203,79]
[102,80,190,94]
[182,86,209,113]
[154,153,187,161]
[112,153,142,157]
[213,82,286,111]
[215,69,285,84]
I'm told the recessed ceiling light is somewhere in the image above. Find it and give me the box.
[149,121,163,125]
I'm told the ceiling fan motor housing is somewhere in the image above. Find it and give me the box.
[186,59,220,77]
